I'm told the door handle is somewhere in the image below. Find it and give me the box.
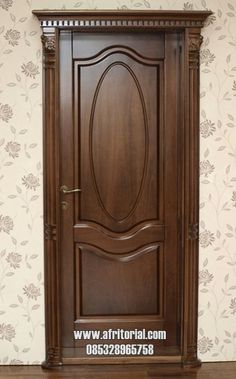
[60,185,82,194]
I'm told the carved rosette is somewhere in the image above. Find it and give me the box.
[189,34,203,69]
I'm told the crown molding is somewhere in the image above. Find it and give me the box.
[32,10,212,29]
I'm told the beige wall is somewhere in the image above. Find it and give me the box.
[0,0,236,364]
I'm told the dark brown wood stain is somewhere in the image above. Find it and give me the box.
[32,10,212,368]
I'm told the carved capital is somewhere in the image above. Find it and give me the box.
[41,30,56,69]
[41,34,56,54]
[189,34,203,69]
[188,223,199,240]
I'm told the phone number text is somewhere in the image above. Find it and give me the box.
[86,344,154,356]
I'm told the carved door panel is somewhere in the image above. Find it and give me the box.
[59,31,181,361]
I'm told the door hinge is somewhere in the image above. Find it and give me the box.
[188,223,199,240]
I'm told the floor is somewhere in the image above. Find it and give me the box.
[0,363,235,379]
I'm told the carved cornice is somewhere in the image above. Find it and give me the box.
[41,34,56,54]
[189,34,203,69]
[33,10,212,30]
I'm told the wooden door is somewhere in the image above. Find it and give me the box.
[33,9,211,368]
[59,31,181,362]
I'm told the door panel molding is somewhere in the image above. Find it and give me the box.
[73,221,164,253]
[33,10,212,369]
[74,53,161,231]
[75,46,162,66]
[77,242,160,262]
[88,60,149,223]
[75,244,163,317]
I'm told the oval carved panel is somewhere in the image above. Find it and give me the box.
[90,61,148,222]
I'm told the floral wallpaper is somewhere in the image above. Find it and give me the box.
[0,0,235,364]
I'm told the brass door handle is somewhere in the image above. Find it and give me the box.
[60,185,82,194]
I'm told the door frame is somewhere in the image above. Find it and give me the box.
[33,10,211,368]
